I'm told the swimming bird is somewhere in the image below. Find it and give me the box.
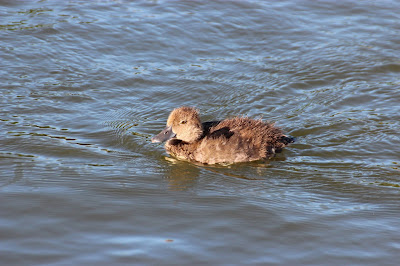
[151,106,294,165]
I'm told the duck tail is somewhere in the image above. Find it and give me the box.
[281,135,295,145]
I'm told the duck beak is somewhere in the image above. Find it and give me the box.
[151,125,176,143]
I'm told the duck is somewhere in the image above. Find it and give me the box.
[151,106,294,165]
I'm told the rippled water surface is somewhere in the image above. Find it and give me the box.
[1,0,400,264]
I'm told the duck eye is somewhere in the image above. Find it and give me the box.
[180,120,187,124]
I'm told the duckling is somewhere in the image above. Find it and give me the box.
[151,106,294,165]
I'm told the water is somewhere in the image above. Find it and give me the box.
[1,0,400,264]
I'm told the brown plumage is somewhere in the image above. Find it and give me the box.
[151,106,294,165]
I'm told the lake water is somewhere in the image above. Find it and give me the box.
[1,0,400,265]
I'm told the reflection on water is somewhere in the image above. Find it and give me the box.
[162,157,200,191]
[1,0,400,264]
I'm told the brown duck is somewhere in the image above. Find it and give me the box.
[151,106,294,165]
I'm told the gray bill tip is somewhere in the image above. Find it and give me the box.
[151,125,176,143]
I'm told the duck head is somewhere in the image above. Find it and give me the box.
[151,106,203,143]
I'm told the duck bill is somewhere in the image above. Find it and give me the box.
[151,125,176,143]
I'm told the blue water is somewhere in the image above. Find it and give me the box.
[1,0,400,264]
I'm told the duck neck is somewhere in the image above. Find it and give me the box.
[182,125,203,143]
